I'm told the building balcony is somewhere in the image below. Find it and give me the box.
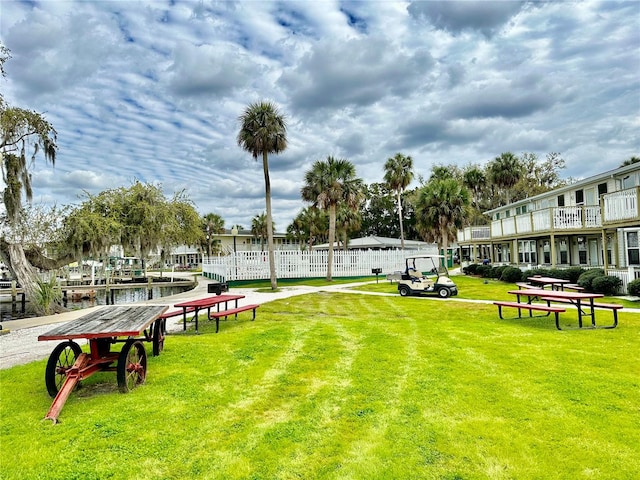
[457,187,639,243]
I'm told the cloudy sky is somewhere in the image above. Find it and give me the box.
[1,0,639,231]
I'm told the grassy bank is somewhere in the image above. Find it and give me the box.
[1,287,639,479]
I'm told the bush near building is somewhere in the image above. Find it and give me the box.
[628,278,640,296]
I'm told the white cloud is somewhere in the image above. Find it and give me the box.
[1,0,638,230]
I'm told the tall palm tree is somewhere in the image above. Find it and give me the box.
[202,212,225,258]
[383,153,414,249]
[301,156,363,281]
[237,101,287,289]
[414,177,471,265]
[488,152,522,205]
[251,212,274,252]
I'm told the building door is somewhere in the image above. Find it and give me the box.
[589,239,599,266]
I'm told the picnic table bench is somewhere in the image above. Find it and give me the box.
[504,289,618,330]
[37,305,168,423]
[209,304,260,332]
[493,301,566,330]
[539,296,622,329]
[173,294,250,333]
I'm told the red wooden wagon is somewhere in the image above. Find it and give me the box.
[37,305,168,423]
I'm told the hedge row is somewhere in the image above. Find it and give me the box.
[462,264,626,295]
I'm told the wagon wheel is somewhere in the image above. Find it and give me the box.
[45,340,82,398]
[117,340,147,393]
[152,319,164,356]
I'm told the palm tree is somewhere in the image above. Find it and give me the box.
[383,153,414,250]
[202,213,225,258]
[251,212,274,252]
[237,101,287,289]
[488,152,522,205]
[301,156,363,281]
[336,204,363,251]
[414,177,471,265]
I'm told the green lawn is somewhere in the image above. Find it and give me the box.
[1,284,639,479]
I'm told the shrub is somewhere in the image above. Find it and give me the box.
[500,266,523,283]
[475,264,494,278]
[463,263,480,275]
[577,269,605,292]
[628,279,640,296]
[492,265,508,279]
[528,267,551,278]
[548,268,570,280]
[591,275,623,296]
[564,267,586,284]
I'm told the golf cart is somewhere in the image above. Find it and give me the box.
[397,254,458,298]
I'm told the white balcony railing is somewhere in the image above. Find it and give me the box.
[603,188,638,222]
[459,188,638,244]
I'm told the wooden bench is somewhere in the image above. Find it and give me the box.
[209,304,260,333]
[564,284,585,291]
[159,307,196,319]
[516,282,542,289]
[540,297,621,328]
[494,301,566,330]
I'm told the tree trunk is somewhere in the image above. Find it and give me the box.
[2,242,66,315]
[263,151,278,290]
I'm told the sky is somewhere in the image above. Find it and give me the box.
[1,0,639,231]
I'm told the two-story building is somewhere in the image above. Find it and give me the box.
[457,163,640,274]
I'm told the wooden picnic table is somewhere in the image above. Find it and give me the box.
[508,289,607,329]
[526,276,571,290]
[173,294,245,333]
[37,305,168,423]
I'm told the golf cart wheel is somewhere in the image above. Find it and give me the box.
[399,285,411,297]
[437,287,450,298]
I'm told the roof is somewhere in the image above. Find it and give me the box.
[312,236,439,251]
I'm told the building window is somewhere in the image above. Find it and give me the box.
[628,231,640,265]
[518,240,537,264]
[543,240,551,264]
[577,237,587,264]
[597,182,608,196]
[575,189,584,205]
[557,194,565,207]
[559,239,568,264]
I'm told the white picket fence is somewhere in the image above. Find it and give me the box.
[607,267,640,293]
[202,248,439,282]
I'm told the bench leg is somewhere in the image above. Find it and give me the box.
[554,311,562,330]
[598,310,618,329]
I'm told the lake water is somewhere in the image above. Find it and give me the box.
[0,284,193,322]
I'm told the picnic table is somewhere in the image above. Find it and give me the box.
[37,305,168,423]
[506,288,620,329]
[173,294,246,333]
[526,276,571,290]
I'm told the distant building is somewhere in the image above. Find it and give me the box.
[312,236,440,252]
[456,163,640,271]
